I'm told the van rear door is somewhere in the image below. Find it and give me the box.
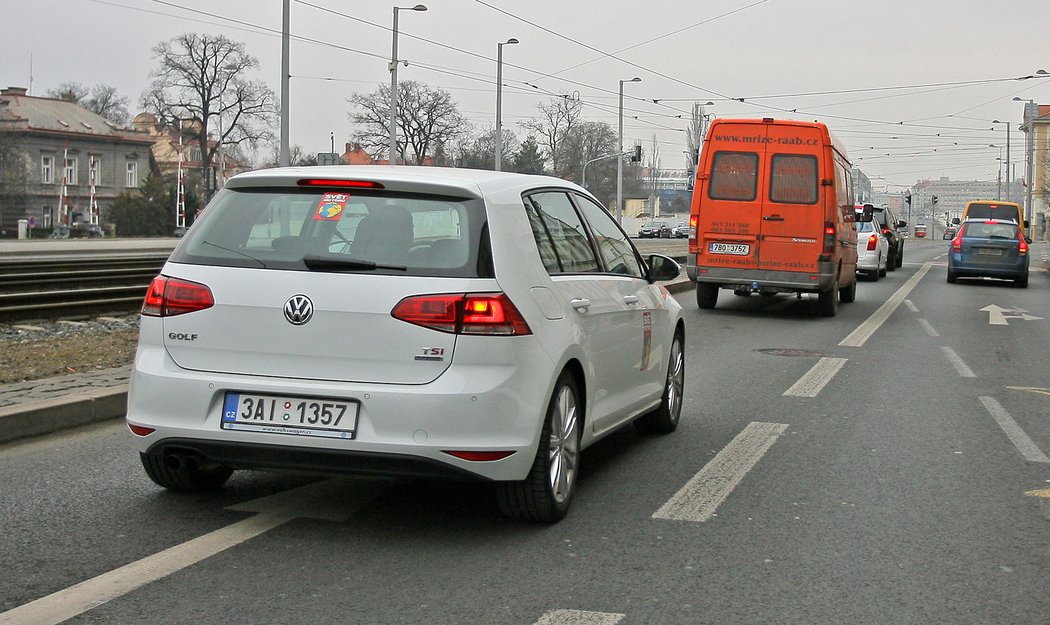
[756,125,826,273]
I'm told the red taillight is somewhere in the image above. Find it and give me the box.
[882,227,891,235]
[951,236,962,251]
[688,214,698,241]
[141,275,215,317]
[391,293,531,335]
[1018,236,1028,255]
[823,222,836,252]
[867,234,878,251]
[296,178,384,189]
[127,423,155,436]
[442,450,516,462]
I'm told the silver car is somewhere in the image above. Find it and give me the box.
[126,166,685,522]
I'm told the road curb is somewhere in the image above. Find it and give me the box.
[0,385,128,444]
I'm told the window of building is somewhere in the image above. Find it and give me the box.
[189,147,202,163]
[41,156,54,184]
[126,161,138,188]
[64,158,78,185]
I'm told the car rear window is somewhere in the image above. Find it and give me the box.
[961,222,1019,239]
[708,152,758,201]
[964,203,1021,223]
[769,154,818,204]
[170,187,490,277]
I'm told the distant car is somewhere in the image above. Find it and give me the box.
[126,166,685,523]
[947,219,1030,287]
[638,220,672,238]
[914,225,927,238]
[869,205,905,270]
[855,212,889,281]
[942,227,957,240]
[673,221,690,238]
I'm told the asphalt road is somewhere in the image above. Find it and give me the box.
[2,237,1048,625]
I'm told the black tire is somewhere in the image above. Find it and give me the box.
[140,452,233,492]
[496,372,581,523]
[946,269,957,284]
[635,331,684,435]
[1016,273,1029,288]
[839,276,857,303]
[886,248,896,272]
[895,245,904,268]
[696,283,719,309]
[817,277,839,317]
[878,257,887,278]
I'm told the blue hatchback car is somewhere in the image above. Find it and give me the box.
[947,219,1030,287]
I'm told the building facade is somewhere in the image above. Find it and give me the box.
[0,87,154,236]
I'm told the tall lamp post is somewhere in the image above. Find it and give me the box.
[616,77,641,224]
[992,119,1011,203]
[389,4,427,166]
[494,37,518,171]
[1014,97,1036,231]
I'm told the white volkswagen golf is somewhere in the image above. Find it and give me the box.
[126,166,685,522]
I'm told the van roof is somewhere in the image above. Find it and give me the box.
[707,117,849,166]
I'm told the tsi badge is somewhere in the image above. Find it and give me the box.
[284,294,314,326]
[415,347,445,362]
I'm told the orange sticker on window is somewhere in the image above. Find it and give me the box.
[314,193,350,221]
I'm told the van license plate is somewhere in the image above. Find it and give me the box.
[709,243,750,255]
[221,393,359,439]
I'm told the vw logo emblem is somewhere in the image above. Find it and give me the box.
[284,294,314,325]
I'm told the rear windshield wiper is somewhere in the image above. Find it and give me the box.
[302,254,407,272]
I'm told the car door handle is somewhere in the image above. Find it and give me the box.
[762,215,785,221]
[570,298,591,311]
[623,295,640,305]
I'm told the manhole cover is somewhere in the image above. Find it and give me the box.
[754,348,828,358]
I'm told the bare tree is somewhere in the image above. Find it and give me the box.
[521,96,582,178]
[46,82,131,125]
[348,81,466,165]
[142,33,277,196]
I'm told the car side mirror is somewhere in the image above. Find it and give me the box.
[951,218,961,225]
[648,254,681,283]
[897,220,907,228]
[1025,236,1033,244]
[1023,220,1030,228]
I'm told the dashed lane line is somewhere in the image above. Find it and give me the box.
[979,396,1050,464]
[941,346,976,378]
[533,610,625,625]
[840,263,932,347]
[783,357,848,398]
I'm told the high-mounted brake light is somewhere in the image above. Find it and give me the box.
[296,178,384,189]
[392,293,531,335]
[142,275,214,317]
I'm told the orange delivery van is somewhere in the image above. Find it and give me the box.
[686,118,860,316]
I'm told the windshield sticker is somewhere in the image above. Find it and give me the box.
[314,193,350,221]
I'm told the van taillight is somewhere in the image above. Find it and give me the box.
[142,276,214,317]
[867,234,878,251]
[392,293,531,335]
[823,222,836,252]
[688,215,698,241]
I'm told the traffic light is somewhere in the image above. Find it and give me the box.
[932,195,939,206]
[630,145,642,162]
[904,193,911,206]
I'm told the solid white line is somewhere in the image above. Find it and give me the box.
[919,318,940,337]
[941,346,976,378]
[653,422,789,522]
[0,479,384,625]
[783,357,847,397]
[840,263,932,347]
[979,396,1050,463]
[533,610,625,625]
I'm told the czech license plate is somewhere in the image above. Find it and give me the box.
[221,393,359,439]
[977,248,1003,256]
[709,242,750,255]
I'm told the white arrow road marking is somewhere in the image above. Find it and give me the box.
[533,610,625,625]
[0,478,386,625]
[654,422,788,522]
[980,304,1043,326]
[979,397,1050,463]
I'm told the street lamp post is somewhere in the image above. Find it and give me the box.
[1014,97,1036,231]
[616,77,641,224]
[494,37,518,172]
[992,119,1011,202]
[389,4,427,166]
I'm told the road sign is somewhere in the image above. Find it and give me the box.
[28,216,36,228]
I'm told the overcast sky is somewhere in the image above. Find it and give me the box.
[3,0,1048,191]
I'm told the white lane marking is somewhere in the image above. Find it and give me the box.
[533,610,625,625]
[940,346,976,378]
[840,263,932,347]
[0,479,385,625]
[653,422,789,523]
[919,318,940,337]
[980,305,1043,326]
[904,299,919,313]
[783,357,847,398]
[979,396,1050,463]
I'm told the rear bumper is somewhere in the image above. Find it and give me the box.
[949,254,1029,279]
[687,254,836,292]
